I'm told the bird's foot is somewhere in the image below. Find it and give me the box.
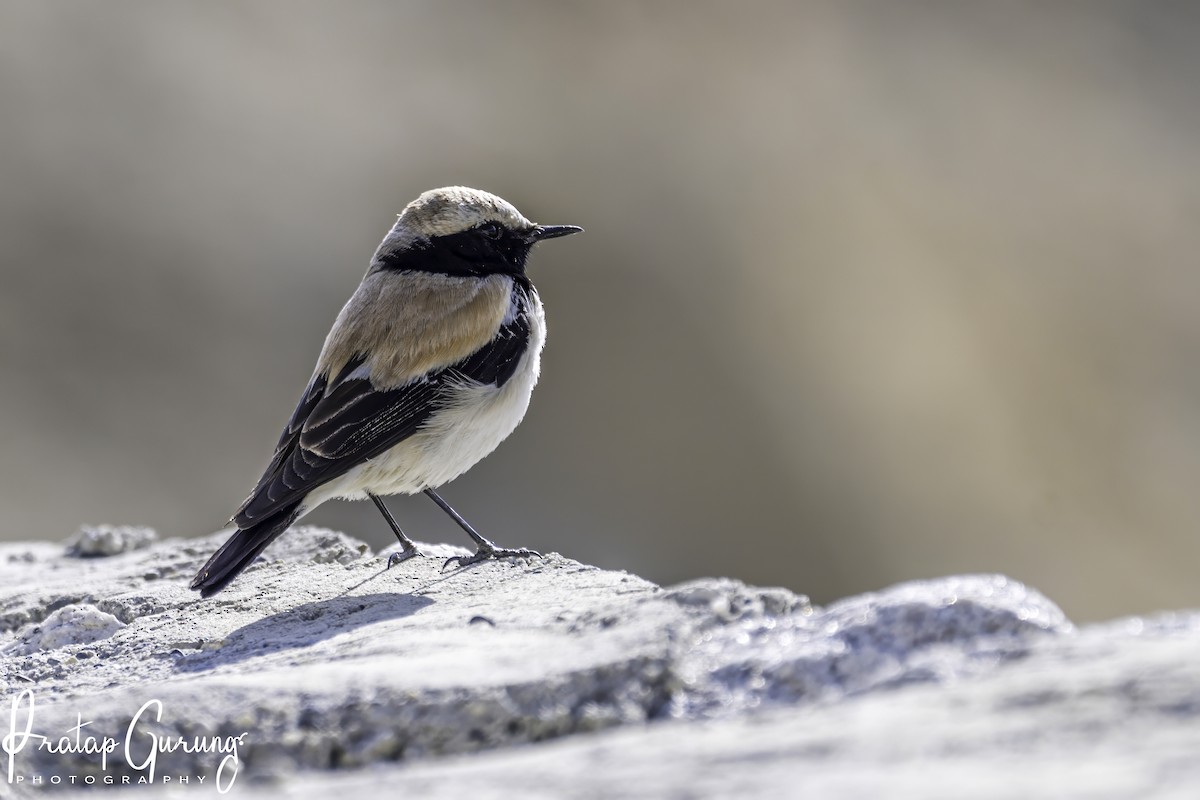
[386,545,422,569]
[442,541,542,571]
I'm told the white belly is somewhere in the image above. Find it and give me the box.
[303,292,545,509]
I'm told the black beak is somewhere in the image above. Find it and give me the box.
[531,224,584,241]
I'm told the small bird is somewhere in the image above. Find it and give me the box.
[190,186,582,597]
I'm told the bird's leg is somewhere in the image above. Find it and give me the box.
[370,493,422,568]
[423,488,542,570]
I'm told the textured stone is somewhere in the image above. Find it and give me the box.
[0,527,1194,798]
[63,526,158,558]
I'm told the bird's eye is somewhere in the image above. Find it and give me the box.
[479,222,504,240]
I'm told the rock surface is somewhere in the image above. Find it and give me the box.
[0,527,1195,798]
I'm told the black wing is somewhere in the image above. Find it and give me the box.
[233,305,532,528]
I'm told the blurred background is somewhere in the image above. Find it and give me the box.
[2,1,1198,623]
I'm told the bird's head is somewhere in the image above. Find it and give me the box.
[370,186,582,278]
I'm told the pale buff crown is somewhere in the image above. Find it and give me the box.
[386,186,534,247]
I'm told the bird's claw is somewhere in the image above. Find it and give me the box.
[442,545,542,572]
[386,547,421,570]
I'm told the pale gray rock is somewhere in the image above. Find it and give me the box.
[64,525,158,558]
[0,527,1194,799]
[4,605,126,657]
[163,612,1200,800]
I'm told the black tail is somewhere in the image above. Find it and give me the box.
[190,501,302,598]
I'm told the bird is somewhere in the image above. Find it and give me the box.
[190,186,582,597]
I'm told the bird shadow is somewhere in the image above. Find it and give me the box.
[173,591,433,673]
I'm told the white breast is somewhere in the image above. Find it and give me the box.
[308,287,546,507]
